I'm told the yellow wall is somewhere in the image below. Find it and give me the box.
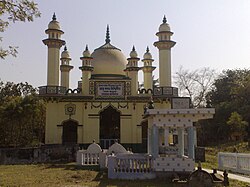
[45,101,148,144]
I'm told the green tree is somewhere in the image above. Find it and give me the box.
[199,69,250,145]
[0,81,45,147]
[227,112,248,141]
[0,0,40,59]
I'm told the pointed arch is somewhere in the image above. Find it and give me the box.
[61,119,78,144]
[99,105,121,148]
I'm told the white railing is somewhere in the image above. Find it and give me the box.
[108,153,155,180]
[218,152,250,175]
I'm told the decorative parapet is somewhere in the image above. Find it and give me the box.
[38,86,67,95]
[153,86,178,97]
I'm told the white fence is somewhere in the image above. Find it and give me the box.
[108,153,155,180]
[218,152,250,175]
[76,142,130,169]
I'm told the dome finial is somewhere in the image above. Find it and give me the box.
[163,15,167,23]
[105,24,111,44]
[64,45,67,51]
[85,44,89,51]
[146,46,149,53]
[132,45,135,51]
[52,13,56,21]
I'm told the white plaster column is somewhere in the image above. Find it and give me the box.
[152,125,159,158]
[148,127,152,155]
[177,127,184,157]
[164,127,169,146]
[194,127,197,147]
[188,126,195,159]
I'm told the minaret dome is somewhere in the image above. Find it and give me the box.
[130,46,138,58]
[48,13,61,30]
[159,15,171,32]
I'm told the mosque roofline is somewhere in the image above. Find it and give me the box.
[90,74,130,80]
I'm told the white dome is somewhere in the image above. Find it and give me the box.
[48,14,61,30]
[143,47,152,59]
[91,43,127,75]
[83,45,91,57]
[159,23,171,32]
[159,15,171,32]
[61,47,70,58]
[130,46,138,58]
[48,20,60,30]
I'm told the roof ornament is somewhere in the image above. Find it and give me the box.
[146,46,149,53]
[163,15,167,23]
[85,44,89,51]
[105,24,111,44]
[52,12,56,21]
[132,45,135,51]
[64,45,67,51]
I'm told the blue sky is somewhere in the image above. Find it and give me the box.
[1,0,250,88]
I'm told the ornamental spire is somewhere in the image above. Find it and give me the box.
[132,45,135,51]
[146,46,149,53]
[64,45,67,51]
[163,15,167,23]
[52,13,56,21]
[85,44,89,51]
[105,24,111,44]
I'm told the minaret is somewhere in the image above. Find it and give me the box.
[79,45,93,96]
[125,46,140,95]
[154,15,176,87]
[60,46,73,89]
[142,47,156,91]
[43,13,65,86]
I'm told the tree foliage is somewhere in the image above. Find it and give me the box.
[0,81,45,147]
[227,112,248,140]
[0,0,40,59]
[174,66,217,107]
[198,69,250,145]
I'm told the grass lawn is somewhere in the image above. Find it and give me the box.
[0,142,249,187]
[0,162,248,187]
[0,163,173,187]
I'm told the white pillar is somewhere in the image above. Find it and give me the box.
[164,127,169,146]
[152,125,159,158]
[194,127,197,147]
[148,127,152,155]
[188,127,195,159]
[178,128,184,157]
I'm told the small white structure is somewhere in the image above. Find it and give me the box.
[145,108,215,172]
[218,152,250,175]
[76,142,106,168]
[77,141,131,169]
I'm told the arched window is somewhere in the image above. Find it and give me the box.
[62,119,78,144]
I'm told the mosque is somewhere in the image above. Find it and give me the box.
[39,14,195,152]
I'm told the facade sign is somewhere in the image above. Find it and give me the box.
[172,98,190,109]
[96,82,125,99]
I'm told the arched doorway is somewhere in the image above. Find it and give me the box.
[62,119,78,144]
[99,105,120,148]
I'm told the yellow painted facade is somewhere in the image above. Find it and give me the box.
[39,14,195,150]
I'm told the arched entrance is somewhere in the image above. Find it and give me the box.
[62,119,78,144]
[99,105,120,148]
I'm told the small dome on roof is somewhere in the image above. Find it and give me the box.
[83,45,91,57]
[48,13,61,30]
[61,46,70,58]
[143,46,152,59]
[130,46,138,58]
[159,15,171,32]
